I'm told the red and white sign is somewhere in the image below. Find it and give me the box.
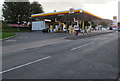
[55,18,60,22]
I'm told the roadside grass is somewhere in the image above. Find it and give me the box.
[2,22,30,32]
[1,22,30,39]
[2,25,30,32]
[0,32,16,39]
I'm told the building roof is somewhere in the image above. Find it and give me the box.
[31,9,103,20]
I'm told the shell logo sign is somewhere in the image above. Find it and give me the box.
[113,16,117,19]
[69,8,74,13]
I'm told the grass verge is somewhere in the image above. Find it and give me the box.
[0,22,30,39]
[0,32,16,39]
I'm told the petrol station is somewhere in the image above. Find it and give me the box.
[31,8,103,35]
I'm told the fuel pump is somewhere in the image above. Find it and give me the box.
[74,22,79,36]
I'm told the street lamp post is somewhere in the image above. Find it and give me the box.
[29,17,32,31]
[18,15,20,31]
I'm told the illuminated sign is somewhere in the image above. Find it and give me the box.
[113,16,117,29]
[69,8,74,13]
[113,16,117,19]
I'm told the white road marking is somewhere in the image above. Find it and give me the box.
[6,40,16,42]
[71,42,95,50]
[108,64,112,67]
[90,66,92,68]
[25,37,28,38]
[0,56,51,74]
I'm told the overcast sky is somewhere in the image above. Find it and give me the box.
[0,0,119,21]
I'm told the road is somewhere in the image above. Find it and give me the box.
[1,32,119,80]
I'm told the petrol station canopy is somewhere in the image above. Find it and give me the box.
[31,8,103,24]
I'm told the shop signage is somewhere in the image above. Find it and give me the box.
[69,8,74,13]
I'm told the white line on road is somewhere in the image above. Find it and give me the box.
[71,42,95,51]
[6,40,16,42]
[0,56,52,74]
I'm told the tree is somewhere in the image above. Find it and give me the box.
[2,2,31,24]
[2,1,44,24]
[30,1,44,14]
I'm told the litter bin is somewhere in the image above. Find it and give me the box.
[74,30,79,36]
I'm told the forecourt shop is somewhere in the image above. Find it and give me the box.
[31,8,103,35]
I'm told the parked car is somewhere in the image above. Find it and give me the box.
[42,28,49,33]
[109,27,113,30]
[102,28,107,31]
[118,28,120,32]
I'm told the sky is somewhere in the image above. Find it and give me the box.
[0,0,119,21]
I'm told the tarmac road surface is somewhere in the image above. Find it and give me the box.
[1,32,119,80]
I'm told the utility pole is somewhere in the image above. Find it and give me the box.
[18,15,20,31]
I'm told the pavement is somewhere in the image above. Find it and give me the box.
[2,30,114,54]
[2,37,70,54]
[65,30,114,40]
[2,32,70,46]
[1,31,119,80]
